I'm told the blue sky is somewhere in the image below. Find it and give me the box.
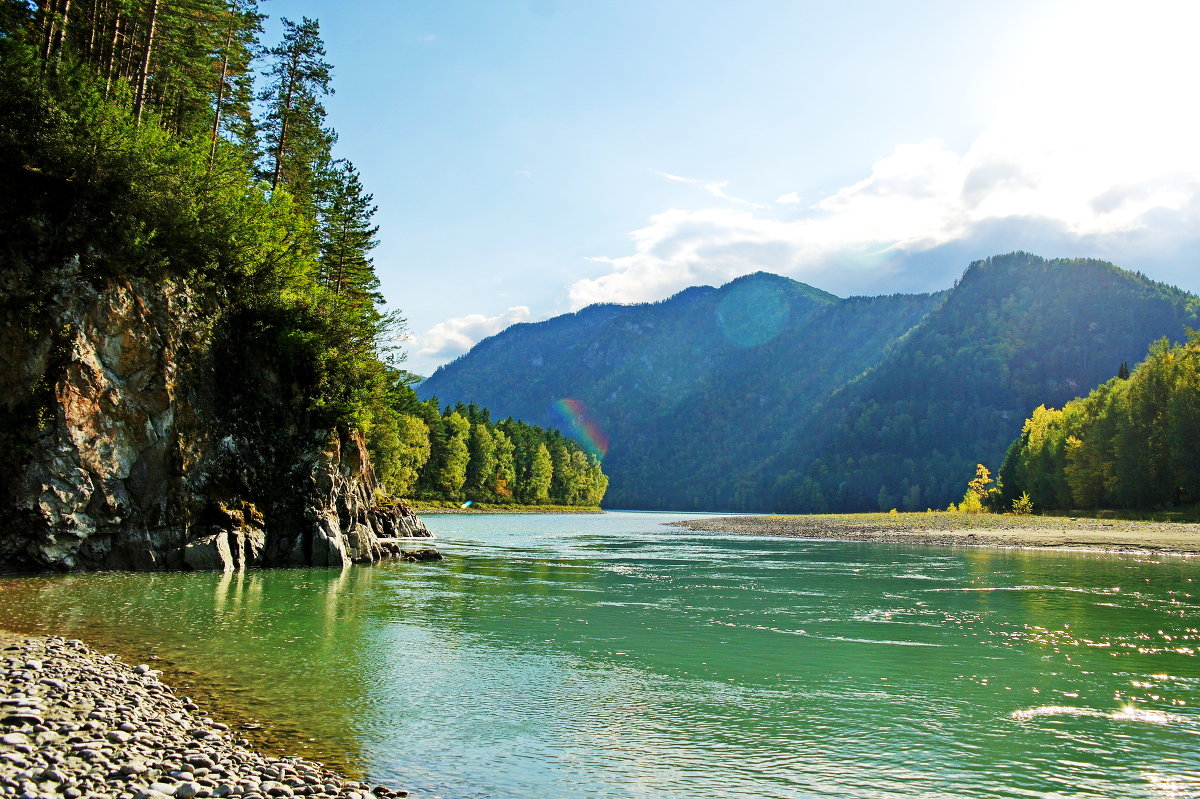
[265,1,1200,376]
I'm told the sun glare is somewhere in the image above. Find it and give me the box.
[994,0,1200,188]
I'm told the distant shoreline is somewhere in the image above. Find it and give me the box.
[669,512,1200,555]
[409,502,603,515]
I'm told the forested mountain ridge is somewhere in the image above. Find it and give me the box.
[420,254,1200,512]
[758,253,1200,513]
[421,271,945,508]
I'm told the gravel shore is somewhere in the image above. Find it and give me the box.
[0,636,407,799]
[669,512,1200,555]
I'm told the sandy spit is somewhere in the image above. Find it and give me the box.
[668,512,1200,555]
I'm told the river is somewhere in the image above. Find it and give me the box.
[1,511,1198,798]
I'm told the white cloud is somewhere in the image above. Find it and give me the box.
[651,169,766,209]
[572,3,1200,310]
[417,306,532,360]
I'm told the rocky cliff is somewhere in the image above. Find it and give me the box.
[0,261,429,572]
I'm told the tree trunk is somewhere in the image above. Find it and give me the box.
[49,0,72,68]
[209,24,234,166]
[120,11,139,82]
[38,0,54,67]
[103,5,121,94]
[270,51,300,191]
[85,0,101,63]
[132,0,160,126]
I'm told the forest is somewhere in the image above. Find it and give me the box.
[0,0,606,507]
[996,332,1200,512]
[379,386,608,506]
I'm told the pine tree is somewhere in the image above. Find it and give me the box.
[317,159,381,307]
[259,16,335,205]
[464,423,497,498]
[208,0,263,165]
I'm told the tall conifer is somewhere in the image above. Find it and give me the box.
[259,16,334,206]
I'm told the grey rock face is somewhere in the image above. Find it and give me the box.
[0,267,430,572]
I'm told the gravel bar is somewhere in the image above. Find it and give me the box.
[0,636,407,799]
[669,512,1200,555]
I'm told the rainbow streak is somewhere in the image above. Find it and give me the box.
[552,398,609,458]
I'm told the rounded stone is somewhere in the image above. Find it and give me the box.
[173,782,204,799]
[37,768,66,784]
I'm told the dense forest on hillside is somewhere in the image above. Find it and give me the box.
[378,385,607,506]
[997,332,1200,512]
[760,254,1200,513]
[421,273,945,509]
[422,255,1200,512]
[0,0,605,506]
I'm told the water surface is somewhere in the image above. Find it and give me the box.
[1,511,1198,798]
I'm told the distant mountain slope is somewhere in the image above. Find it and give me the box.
[756,253,1200,512]
[419,255,1199,511]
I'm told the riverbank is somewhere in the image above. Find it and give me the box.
[408,501,603,514]
[0,635,408,799]
[669,511,1200,554]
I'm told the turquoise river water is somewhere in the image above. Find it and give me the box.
[1,511,1198,798]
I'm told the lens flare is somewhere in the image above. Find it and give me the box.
[716,279,790,348]
[552,398,609,458]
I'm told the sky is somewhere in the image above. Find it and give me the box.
[264,0,1200,376]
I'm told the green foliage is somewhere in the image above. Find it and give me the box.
[1011,492,1034,515]
[1000,332,1200,511]
[259,16,334,200]
[369,413,430,497]
[950,464,998,514]
[0,3,408,465]
[370,384,607,506]
[527,443,553,505]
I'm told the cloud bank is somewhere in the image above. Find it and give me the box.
[570,133,1200,309]
[417,306,532,361]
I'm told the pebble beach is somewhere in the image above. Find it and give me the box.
[0,635,408,799]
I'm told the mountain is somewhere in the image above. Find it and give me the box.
[418,255,1200,512]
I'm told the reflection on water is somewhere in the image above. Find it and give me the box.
[0,566,380,773]
[1,511,1198,798]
